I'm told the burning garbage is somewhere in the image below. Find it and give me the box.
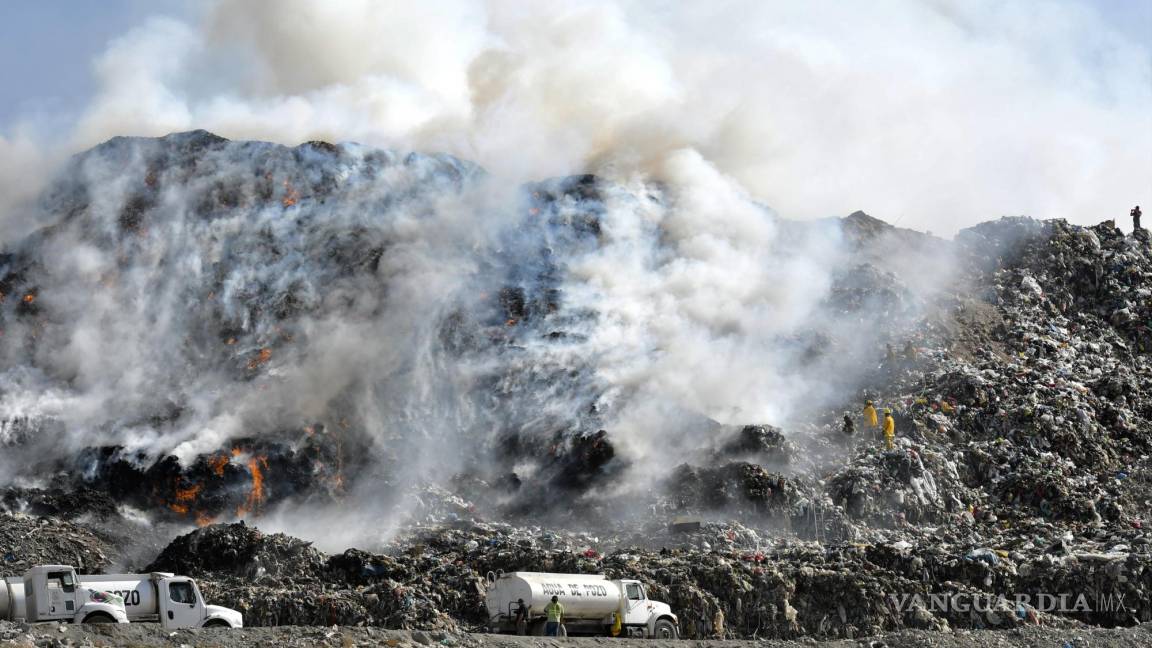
[1,132,1152,641]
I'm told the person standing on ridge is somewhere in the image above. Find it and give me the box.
[863,400,879,430]
[544,595,564,637]
[1133,205,1142,231]
[883,410,896,450]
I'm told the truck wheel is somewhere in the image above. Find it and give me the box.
[203,620,231,628]
[82,613,116,624]
[652,619,678,639]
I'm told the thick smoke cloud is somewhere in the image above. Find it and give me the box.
[0,0,1148,546]
[0,0,1140,237]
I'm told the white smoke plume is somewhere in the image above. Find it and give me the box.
[4,0,1133,236]
[0,0,1148,545]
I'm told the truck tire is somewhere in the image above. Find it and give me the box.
[652,618,678,639]
[203,619,231,628]
[82,613,116,624]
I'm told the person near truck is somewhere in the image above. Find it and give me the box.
[545,595,563,636]
[883,410,896,450]
[514,598,529,635]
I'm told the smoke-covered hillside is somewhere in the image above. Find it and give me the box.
[3,132,1152,640]
[0,131,946,533]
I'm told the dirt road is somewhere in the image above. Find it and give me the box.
[3,621,1150,648]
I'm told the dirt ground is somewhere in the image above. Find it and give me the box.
[3,622,1151,648]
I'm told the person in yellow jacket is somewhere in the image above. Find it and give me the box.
[544,596,563,637]
[883,410,895,450]
[863,401,879,428]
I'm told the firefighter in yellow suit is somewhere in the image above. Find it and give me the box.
[883,410,895,450]
[863,401,879,428]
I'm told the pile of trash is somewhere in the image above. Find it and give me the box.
[145,523,473,630]
[140,512,1149,639]
[826,444,973,525]
[0,486,121,520]
[0,514,111,573]
[146,521,326,580]
[4,131,1152,642]
[669,462,809,518]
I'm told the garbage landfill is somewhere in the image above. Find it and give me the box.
[1,133,1151,642]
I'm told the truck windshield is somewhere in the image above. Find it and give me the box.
[626,583,642,600]
[170,582,196,604]
[48,571,76,593]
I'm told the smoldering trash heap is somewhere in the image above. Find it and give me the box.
[2,132,1152,640]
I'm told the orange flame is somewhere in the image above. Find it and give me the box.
[282,180,299,207]
[330,429,346,495]
[195,512,216,527]
[247,347,272,370]
[169,482,203,515]
[22,293,36,304]
[209,454,229,477]
[236,455,269,518]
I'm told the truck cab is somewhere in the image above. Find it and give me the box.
[156,574,240,629]
[82,572,243,629]
[619,580,678,639]
[21,566,128,624]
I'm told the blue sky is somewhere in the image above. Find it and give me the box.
[0,1,189,128]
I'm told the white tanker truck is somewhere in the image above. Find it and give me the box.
[1,565,242,629]
[485,571,678,639]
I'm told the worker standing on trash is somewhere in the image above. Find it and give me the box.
[1133,205,1142,231]
[544,595,563,637]
[883,410,896,450]
[863,400,879,429]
